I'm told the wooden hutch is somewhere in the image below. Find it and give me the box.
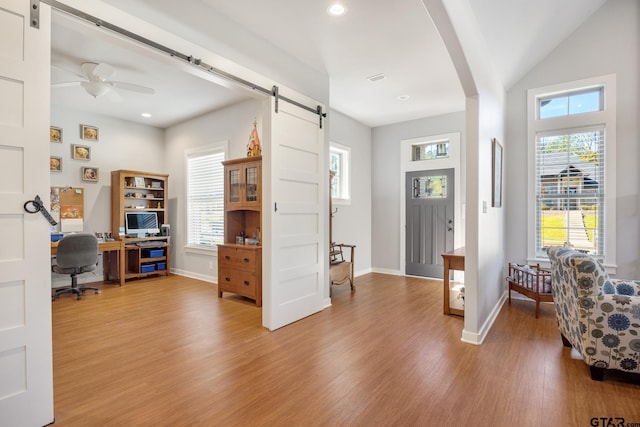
[111,170,171,281]
[217,156,262,306]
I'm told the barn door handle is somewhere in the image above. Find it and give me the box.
[24,195,58,226]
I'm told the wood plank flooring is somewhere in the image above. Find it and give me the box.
[52,273,640,426]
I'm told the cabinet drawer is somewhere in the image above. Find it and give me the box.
[219,268,257,297]
[219,247,257,269]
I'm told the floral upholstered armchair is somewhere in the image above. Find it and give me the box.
[547,246,640,380]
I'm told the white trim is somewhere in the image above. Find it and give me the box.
[527,74,616,265]
[170,269,216,283]
[400,132,462,276]
[371,267,403,276]
[330,141,351,204]
[461,291,508,345]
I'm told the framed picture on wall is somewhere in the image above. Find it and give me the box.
[82,167,99,182]
[492,138,503,208]
[50,126,63,143]
[80,124,99,141]
[72,144,91,160]
[50,156,62,172]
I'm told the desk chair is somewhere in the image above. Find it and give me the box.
[52,233,100,300]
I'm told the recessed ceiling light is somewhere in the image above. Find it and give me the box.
[397,95,410,101]
[141,113,152,118]
[327,3,348,16]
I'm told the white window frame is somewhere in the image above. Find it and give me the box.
[527,75,616,271]
[184,141,228,254]
[330,141,351,204]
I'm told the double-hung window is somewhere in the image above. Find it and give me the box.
[186,143,226,249]
[528,75,616,267]
[330,142,351,203]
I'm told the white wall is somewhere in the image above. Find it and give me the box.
[371,112,465,273]
[164,99,266,282]
[50,107,165,285]
[505,0,639,278]
[328,109,373,275]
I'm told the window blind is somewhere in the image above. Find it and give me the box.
[187,149,225,248]
[535,126,605,258]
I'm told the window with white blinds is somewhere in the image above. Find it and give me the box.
[527,74,616,267]
[186,146,225,249]
[535,127,605,258]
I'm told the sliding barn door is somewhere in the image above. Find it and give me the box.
[264,98,326,330]
[0,1,54,425]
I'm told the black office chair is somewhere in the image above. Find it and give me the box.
[52,233,100,300]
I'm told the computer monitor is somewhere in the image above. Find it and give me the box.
[125,212,160,238]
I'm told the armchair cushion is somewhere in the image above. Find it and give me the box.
[547,246,640,377]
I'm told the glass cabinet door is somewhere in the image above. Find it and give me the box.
[228,169,240,203]
[245,165,258,203]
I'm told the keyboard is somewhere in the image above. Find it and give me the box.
[135,241,165,247]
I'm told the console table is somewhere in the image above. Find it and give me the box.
[442,247,464,317]
[51,240,125,286]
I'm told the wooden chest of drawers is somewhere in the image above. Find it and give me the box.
[217,244,262,306]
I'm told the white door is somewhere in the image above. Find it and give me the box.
[0,1,54,425]
[264,98,326,330]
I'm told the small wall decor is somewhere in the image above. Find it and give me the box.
[72,144,91,160]
[247,119,262,157]
[50,156,62,172]
[80,124,99,141]
[82,166,99,182]
[50,126,62,143]
[492,138,503,208]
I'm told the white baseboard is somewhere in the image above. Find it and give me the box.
[370,267,402,276]
[461,290,508,345]
[170,268,216,284]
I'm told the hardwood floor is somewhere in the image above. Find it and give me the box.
[52,273,640,426]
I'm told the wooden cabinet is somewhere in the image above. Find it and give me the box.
[218,157,262,305]
[111,170,170,281]
[224,156,261,210]
[218,245,262,306]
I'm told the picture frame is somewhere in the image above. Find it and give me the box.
[81,166,99,182]
[50,156,62,172]
[72,144,91,161]
[492,138,503,208]
[134,177,146,188]
[80,124,99,141]
[50,126,63,143]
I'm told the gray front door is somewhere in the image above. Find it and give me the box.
[406,168,454,278]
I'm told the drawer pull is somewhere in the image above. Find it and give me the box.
[244,280,250,286]
[243,258,250,263]
[225,255,231,261]
[225,277,231,282]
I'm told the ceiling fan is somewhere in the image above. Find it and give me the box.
[52,62,155,100]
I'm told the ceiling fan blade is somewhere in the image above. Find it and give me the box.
[51,81,82,88]
[81,62,115,81]
[93,63,115,80]
[110,81,155,95]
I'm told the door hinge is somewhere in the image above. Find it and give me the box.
[30,0,40,29]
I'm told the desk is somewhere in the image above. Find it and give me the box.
[442,247,464,317]
[51,240,125,286]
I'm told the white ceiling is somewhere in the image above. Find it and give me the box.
[51,0,607,129]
